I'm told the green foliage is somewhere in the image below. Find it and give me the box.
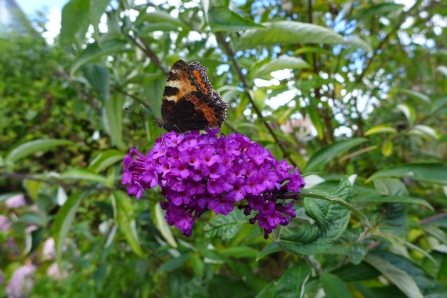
[1,0,447,296]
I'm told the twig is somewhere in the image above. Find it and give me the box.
[419,212,447,226]
[115,87,148,107]
[215,32,296,167]
[223,122,237,133]
[303,255,324,273]
[339,145,380,162]
[127,34,168,75]
[356,227,370,243]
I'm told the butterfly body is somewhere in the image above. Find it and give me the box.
[156,60,228,132]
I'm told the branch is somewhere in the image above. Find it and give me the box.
[127,34,169,75]
[114,87,148,107]
[215,32,296,167]
[355,0,421,84]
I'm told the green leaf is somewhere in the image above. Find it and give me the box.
[324,243,367,265]
[219,85,241,105]
[6,139,74,163]
[438,255,447,282]
[23,180,42,202]
[353,195,433,210]
[403,241,438,265]
[103,94,126,151]
[373,178,408,196]
[143,78,165,118]
[331,262,381,282]
[53,191,86,263]
[94,265,108,292]
[356,3,404,19]
[273,259,310,298]
[221,246,259,259]
[305,138,367,172]
[154,202,177,248]
[60,0,90,45]
[399,89,431,105]
[27,228,45,255]
[397,104,416,125]
[366,163,447,185]
[88,149,125,173]
[347,36,373,54]
[140,11,187,29]
[209,7,265,32]
[280,177,355,255]
[295,46,334,56]
[60,167,108,184]
[257,241,281,261]
[138,23,179,34]
[320,273,353,298]
[371,179,408,235]
[364,125,397,136]
[431,96,447,113]
[190,255,205,278]
[409,125,440,139]
[299,190,372,229]
[382,140,393,157]
[90,0,110,32]
[436,65,447,78]
[19,212,46,226]
[71,40,128,75]
[253,89,266,111]
[204,208,247,239]
[365,254,423,298]
[237,21,345,50]
[306,105,324,140]
[423,227,447,246]
[371,251,447,297]
[156,253,191,274]
[256,56,311,77]
[81,63,110,101]
[112,191,145,257]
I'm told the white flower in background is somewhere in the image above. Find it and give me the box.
[47,263,68,280]
[6,265,36,298]
[25,225,38,233]
[0,215,11,231]
[42,238,56,260]
[5,194,26,208]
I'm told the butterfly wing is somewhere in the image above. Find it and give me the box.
[158,60,228,132]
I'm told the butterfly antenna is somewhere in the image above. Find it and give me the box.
[124,106,159,121]
[123,106,145,116]
[140,104,159,120]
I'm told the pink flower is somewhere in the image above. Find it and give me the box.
[6,265,36,298]
[5,194,26,208]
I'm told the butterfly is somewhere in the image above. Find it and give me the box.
[155,60,228,132]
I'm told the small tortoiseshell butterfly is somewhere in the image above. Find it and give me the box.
[156,60,228,132]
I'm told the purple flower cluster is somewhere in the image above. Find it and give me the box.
[0,215,11,231]
[122,129,305,239]
[6,265,36,298]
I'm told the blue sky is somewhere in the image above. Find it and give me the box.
[16,0,66,16]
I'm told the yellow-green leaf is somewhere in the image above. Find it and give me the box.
[382,140,393,157]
